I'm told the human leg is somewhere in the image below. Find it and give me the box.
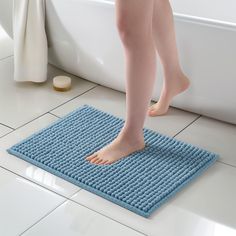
[86,0,156,165]
[148,0,190,116]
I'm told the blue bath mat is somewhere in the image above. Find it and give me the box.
[7,104,219,218]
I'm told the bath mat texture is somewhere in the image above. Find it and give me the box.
[7,104,219,217]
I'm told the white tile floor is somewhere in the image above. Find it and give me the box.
[0,25,236,236]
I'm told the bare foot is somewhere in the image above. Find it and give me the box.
[85,129,146,165]
[148,71,190,116]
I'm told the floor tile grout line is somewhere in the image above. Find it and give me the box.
[172,114,202,138]
[0,122,15,130]
[15,83,99,129]
[0,132,12,139]
[48,112,61,119]
[21,197,147,236]
[0,165,81,199]
[47,84,99,114]
[0,84,99,139]
[217,160,236,169]
[0,165,146,235]
[172,115,236,168]
[18,199,68,236]
[0,54,13,62]
[68,198,148,236]
[0,111,53,139]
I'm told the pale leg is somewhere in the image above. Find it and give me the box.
[148,0,190,116]
[86,0,156,165]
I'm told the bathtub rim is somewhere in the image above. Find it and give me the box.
[95,0,236,31]
[173,12,236,32]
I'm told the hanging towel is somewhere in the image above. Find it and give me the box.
[13,0,48,82]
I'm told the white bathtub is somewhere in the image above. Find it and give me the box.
[0,0,236,124]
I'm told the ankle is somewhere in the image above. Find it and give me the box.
[164,66,184,79]
[163,63,182,76]
[119,126,144,143]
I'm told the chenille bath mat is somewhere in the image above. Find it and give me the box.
[7,104,219,218]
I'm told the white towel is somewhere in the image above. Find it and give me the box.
[13,0,48,82]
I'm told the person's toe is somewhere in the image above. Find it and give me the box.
[148,108,155,113]
[86,152,98,161]
[148,105,157,112]
[148,109,157,116]
[98,159,108,165]
[90,156,100,164]
[93,158,104,165]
